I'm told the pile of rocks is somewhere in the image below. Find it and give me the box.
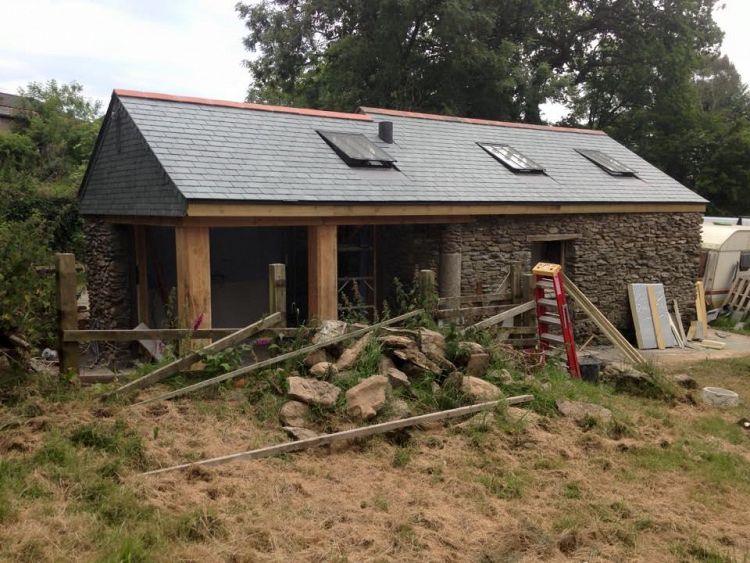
[277,321,506,439]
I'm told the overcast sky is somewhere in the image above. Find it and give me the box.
[0,0,748,115]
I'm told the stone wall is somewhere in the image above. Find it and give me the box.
[83,219,136,366]
[381,212,702,337]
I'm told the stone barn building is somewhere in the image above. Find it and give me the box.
[78,90,706,341]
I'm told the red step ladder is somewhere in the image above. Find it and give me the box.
[532,262,581,378]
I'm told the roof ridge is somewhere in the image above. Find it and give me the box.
[113,89,372,122]
[358,106,605,136]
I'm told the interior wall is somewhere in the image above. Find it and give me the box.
[145,226,176,328]
[210,227,306,327]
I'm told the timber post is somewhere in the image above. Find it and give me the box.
[418,269,437,314]
[308,225,338,321]
[268,263,287,327]
[175,226,212,350]
[56,253,79,376]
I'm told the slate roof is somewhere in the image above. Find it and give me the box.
[78,90,707,216]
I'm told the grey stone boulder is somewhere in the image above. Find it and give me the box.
[556,400,612,423]
[466,353,491,377]
[673,373,698,389]
[312,320,348,344]
[279,400,311,427]
[379,334,443,376]
[335,333,372,371]
[303,348,333,368]
[380,355,410,388]
[388,398,411,420]
[283,426,322,441]
[345,375,389,420]
[418,329,455,371]
[461,376,503,402]
[309,361,338,378]
[287,376,341,408]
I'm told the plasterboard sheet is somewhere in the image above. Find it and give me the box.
[628,284,678,349]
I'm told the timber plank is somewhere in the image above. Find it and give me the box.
[133,310,422,405]
[142,394,534,475]
[106,312,283,397]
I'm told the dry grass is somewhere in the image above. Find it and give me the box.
[1,356,749,562]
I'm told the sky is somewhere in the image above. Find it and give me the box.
[0,0,748,116]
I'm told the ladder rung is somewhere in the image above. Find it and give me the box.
[536,280,554,289]
[539,315,561,325]
[538,298,558,307]
[541,332,565,344]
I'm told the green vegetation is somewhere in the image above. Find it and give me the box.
[1,80,101,347]
[237,0,750,215]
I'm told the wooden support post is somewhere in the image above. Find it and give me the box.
[175,226,212,349]
[133,225,149,325]
[56,253,79,375]
[510,261,523,303]
[418,269,437,313]
[521,272,534,326]
[308,225,338,321]
[268,263,287,327]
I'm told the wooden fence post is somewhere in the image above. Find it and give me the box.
[268,263,287,327]
[510,261,523,304]
[56,253,79,376]
[418,269,437,314]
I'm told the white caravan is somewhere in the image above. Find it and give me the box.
[701,217,750,308]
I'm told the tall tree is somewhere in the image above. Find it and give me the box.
[237,0,750,215]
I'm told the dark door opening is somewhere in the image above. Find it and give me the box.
[338,225,376,321]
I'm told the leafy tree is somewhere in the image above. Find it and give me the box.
[237,0,573,122]
[0,81,100,347]
[237,0,750,215]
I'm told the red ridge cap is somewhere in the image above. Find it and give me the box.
[358,106,605,135]
[113,89,373,121]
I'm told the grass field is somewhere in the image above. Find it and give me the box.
[1,355,749,562]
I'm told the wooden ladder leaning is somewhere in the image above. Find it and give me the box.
[533,262,581,379]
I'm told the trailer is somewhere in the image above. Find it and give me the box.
[701,218,750,308]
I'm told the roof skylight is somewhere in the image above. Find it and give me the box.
[576,149,636,176]
[478,143,544,173]
[317,130,396,168]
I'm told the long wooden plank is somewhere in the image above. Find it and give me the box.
[673,300,687,345]
[468,301,536,331]
[108,313,283,397]
[562,275,646,364]
[142,394,534,475]
[65,327,297,342]
[565,277,640,360]
[56,253,79,375]
[695,281,708,326]
[186,202,706,219]
[133,310,423,406]
[646,286,666,350]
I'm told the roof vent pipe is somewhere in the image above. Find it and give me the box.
[379,121,394,144]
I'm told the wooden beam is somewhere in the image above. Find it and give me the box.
[133,225,149,324]
[134,310,422,405]
[308,224,338,321]
[105,312,283,397]
[526,233,582,242]
[187,202,706,218]
[268,264,287,327]
[141,393,535,475]
[175,226,212,348]
[468,301,536,331]
[92,215,477,227]
[64,327,297,342]
[56,253,79,375]
[563,274,646,364]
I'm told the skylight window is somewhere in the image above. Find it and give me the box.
[317,130,396,168]
[576,149,636,176]
[477,143,544,173]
